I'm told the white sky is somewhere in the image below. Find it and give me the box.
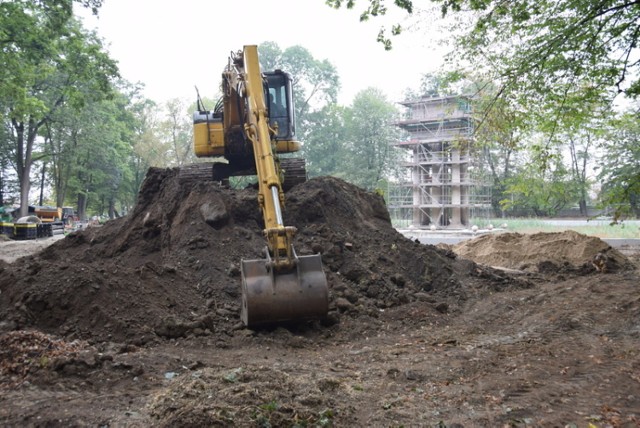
[75,0,450,106]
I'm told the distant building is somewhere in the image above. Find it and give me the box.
[387,94,491,228]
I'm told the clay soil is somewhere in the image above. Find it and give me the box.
[0,168,639,427]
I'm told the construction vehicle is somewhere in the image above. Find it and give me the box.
[191,45,328,326]
[35,206,62,223]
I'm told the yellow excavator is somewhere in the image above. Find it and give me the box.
[191,45,328,327]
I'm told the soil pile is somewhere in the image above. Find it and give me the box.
[451,230,632,273]
[1,168,639,427]
[0,168,507,343]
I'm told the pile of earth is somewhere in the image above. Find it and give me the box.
[0,168,520,344]
[450,230,633,274]
[2,167,639,427]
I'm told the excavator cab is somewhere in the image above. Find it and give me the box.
[265,70,295,140]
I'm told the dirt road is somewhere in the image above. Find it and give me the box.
[0,172,638,427]
[0,234,65,263]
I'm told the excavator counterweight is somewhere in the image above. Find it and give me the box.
[192,45,328,326]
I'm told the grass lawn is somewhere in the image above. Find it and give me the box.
[471,218,640,239]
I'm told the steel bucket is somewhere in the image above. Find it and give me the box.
[241,252,328,326]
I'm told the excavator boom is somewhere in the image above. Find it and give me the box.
[192,45,328,326]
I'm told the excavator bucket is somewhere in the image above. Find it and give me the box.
[241,252,328,327]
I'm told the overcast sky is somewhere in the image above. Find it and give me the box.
[75,0,450,106]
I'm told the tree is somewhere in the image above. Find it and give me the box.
[597,111,640,219]
[325,0,412,50]
[44,101,83,209]
[501,147,580,216]
[291,85,402,190]
[474,99,524,216]
[340,87,403,191]
[1,4,118,216]
[258,42,340,139]
[567,130,596,217]
[327,1,640,98]
[62,92,133,220]
[127,96,164,195]
[160,98,195,167]
[327,0,640,212]
[303,104,350,178]
[327,1,633,144]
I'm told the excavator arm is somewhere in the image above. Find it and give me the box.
[240,47,296,269]
[200,46,329,326]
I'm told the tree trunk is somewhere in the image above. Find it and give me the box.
[14,118,40,217]
[631,193,640,219]
[14,121,28,217]
[579,199,588,217]
[77,193,88,220]
[39,163,46,206]
[19,170,31,218]
[108,196,116,219]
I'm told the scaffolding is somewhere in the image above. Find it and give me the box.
[388,95,492,228]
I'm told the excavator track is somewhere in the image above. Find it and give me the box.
[178,157,307,190]
[279,157,307,190]
[177,162,217,183]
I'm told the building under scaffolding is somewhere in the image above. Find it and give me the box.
[388,95,492,228]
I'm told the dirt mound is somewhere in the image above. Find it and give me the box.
[451,230,632,273]
[0,168,508,343]
[2,169,639,426]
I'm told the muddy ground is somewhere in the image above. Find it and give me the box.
[0,168,638,427]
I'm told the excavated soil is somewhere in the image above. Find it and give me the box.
[450,230,633,274]
[0,167,639,427]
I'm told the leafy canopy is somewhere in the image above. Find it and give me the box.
[327,0,640,100]
[325,0,413,49]
[597,111,640,219]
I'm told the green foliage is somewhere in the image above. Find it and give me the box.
[341,87,403,190]
[258,42,340,136]
[328,0,634,136]
[372,0,635,116]
[304,104,350,178]
[419,71,609,218]
[303,88,402,191]
[37,76,163,219]
[327,1,640,217]
[259,400,278,413]
[160,98,195,167]
[417,71,464,97]
[1,1,119,216]
[435,0,640,101]
[257,41,281,72]
[59,89,134,218]
[1,4,117,123]
[325,0,413,49]
[565,128,598,216]
[597,111,640,219]
[500,147,582,216]
[474,217,640,238]
[258,42,350,184]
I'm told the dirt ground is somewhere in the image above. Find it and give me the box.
[0,168,638,427]
[0,234,65,264]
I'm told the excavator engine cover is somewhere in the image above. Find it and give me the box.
[241,252,328,326]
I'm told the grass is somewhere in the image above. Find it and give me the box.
[470,218,640,239]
